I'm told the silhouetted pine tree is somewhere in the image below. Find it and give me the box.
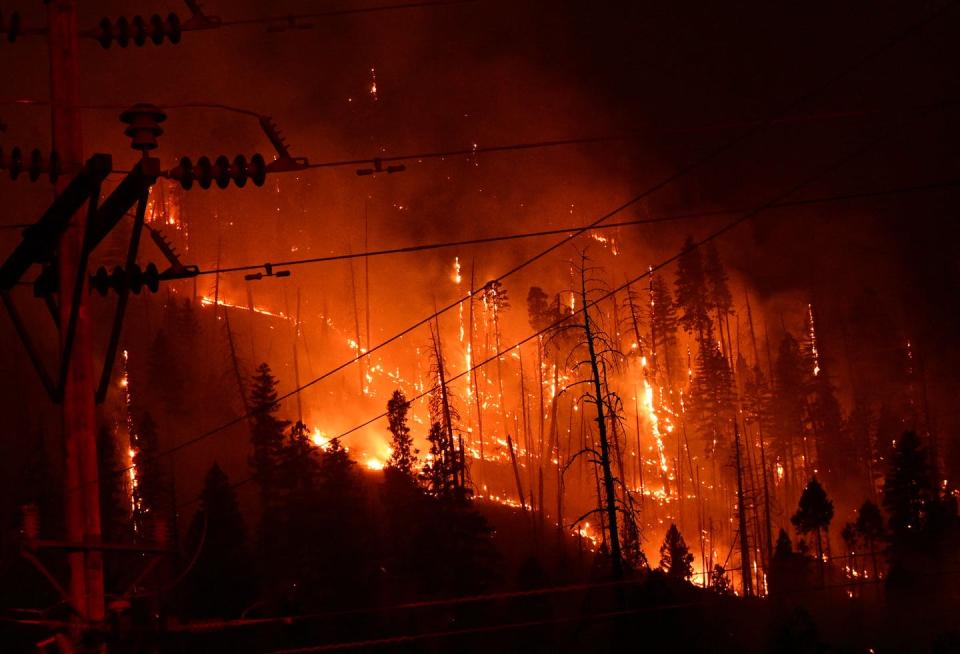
[421,421,464,499]
[648,273,680,388]
[386,390,416,477]
[791,477,833,580]
[686,341,736,458]
[659,523,694,582]
[772,333,809,489]
[709,564,733,594]
[769,529,809,596]
[703,241,733,354]
[854,499,886,579]
[248,363,290,517]
[426,322,467,498]
[807,370,852,494]
[674,235,713,345]
[882,433,960,603]
[183,463,254,618]
[307,439,378,608]
[882,431,937,543]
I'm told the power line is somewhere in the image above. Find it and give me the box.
[0,107,890,184]
[195,178,958,275]
[90,95,952,509]
[59,0,957,497]
[265,98,955,463]
[245,571,960,653]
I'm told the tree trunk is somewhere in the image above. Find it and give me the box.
[582,268,623,578]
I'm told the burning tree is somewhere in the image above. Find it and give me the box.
[421,322,468,500]
[131,411,168,542]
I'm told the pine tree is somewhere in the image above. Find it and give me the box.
[854,500,886,579]
[882,431,937,542]
[421,421,466,499]
[427,324,466,497]
[526,286,551,332]
[774,528,793,560]
[807,370,851,492]
[387,390,416,477]
[791,477,834,577]
[97,426,129,545]
[248,363,290,516]
[686,341,736,458]
[673,236,713,345]
[772,333,809,488]
[131,412,167,541]
[703,242,733,317]
[309,438,378,608]
[183,463,253,618]
[709,564,733,594]
[659,523,694,581]
[703,242,733,357]
[649,274,680,387]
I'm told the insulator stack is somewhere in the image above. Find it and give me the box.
[1,10,21,43]
[167,153,267,190]
[94,13,181,48]
[0,147,62,183]
[119,103,167,153]
[90,263,161,296]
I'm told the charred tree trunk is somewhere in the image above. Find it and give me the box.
[581,270,623,579]
[506,432,527,511]
[734,419,753,597]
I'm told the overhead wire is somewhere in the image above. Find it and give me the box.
[59,0,959,502]
[162,108,956,522]
[189,178,959,274]
[217,570,960,652]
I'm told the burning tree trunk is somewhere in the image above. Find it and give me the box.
[734,420,753,597]
[429,320,464,495]
[469,264,485,485]
[506,431,527,512]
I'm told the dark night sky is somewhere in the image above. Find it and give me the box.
[2,0,959,469]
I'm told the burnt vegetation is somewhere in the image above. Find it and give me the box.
[1,1,959,652]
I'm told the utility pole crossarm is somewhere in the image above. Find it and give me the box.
[0,154,111,290]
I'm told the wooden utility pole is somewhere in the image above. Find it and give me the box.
[47,0,106,635]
